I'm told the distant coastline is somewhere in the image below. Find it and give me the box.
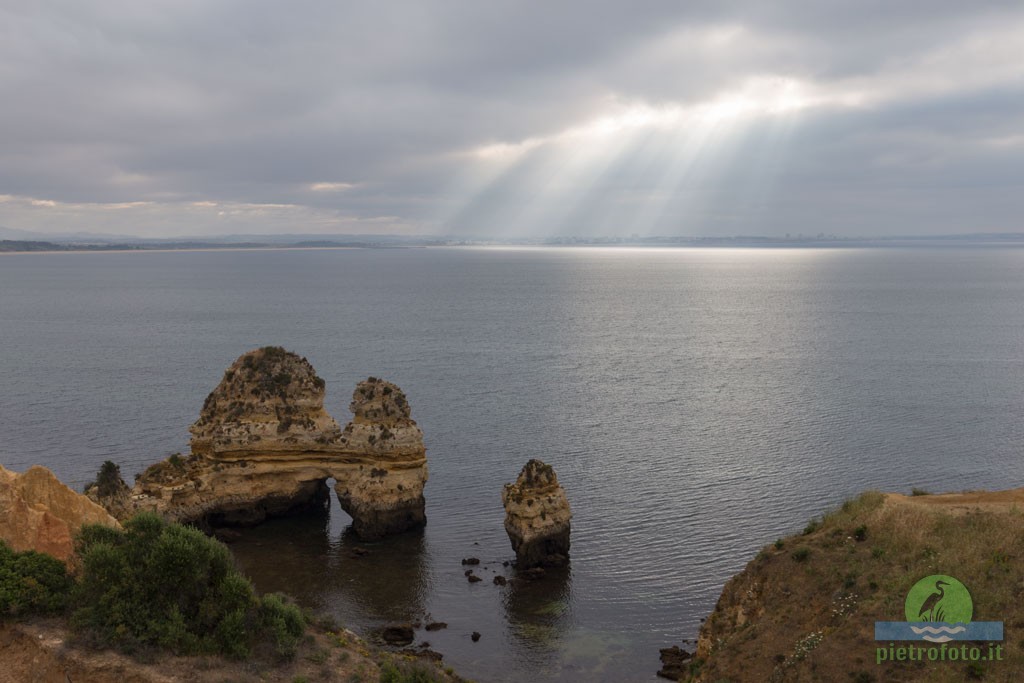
[4,232,1024,254]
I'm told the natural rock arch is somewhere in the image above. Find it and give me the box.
[120,347,427,540]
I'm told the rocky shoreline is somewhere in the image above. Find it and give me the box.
[10,347,1024,683]
[1,345,586,683]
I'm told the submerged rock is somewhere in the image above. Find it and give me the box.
[121,347,428,539]
[0,464,120,564]
[657,645,692,680]
[380,624,415,647]
[502,459,571,569]
[402,647,444,662]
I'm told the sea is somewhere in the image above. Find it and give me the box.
[2,245,1023,682]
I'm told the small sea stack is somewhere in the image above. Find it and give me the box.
[501,459,571,568]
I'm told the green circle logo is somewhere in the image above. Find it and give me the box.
[904,575,973,624]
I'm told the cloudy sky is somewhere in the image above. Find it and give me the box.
[1,1,1022,238]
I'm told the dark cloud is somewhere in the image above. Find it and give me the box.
[0,1,1022,236]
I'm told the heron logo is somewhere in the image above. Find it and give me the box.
[904,575,972,631]
[875,574,1003,643]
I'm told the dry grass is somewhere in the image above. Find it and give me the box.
[691,490,1024,682]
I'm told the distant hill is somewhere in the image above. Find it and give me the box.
[0,240,65,252]
[0,226,133,242]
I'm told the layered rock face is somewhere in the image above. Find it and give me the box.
[502,459,571,568]
[0,464,120,564]
[189,346,343,457]
[126,347,427,539]
[333,378,428,538]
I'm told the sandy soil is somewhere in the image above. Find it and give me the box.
[883,487,1024,515]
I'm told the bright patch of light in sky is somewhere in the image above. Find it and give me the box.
[470,76,851,164]
[1,4,1023,237]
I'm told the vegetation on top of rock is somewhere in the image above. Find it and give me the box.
[136,454,192,485]
[350,377,412,423]
[84,460,125,498]
[195,347,328,429]
[0,541,73,617]
[72,512,305,660]
[503,459,559,504]
[520,459,555,487]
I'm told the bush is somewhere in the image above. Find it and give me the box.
[72,512,305,659]
[379,661,442,683]
[255,592,306,661]
[85,460,125,497]
[0,541,73,617]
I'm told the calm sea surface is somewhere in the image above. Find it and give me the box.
[2,246,1024,681]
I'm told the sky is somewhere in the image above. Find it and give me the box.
[1,1,1022,239]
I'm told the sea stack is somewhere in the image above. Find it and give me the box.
[124,347,427,539]
[332,377,428,538]
[502,459,571,568]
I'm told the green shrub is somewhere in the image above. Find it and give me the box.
[85,460,125,497]
[0,541,73,617]
[72,512,305,659]
[379,661,442,683]
[791,548,811,563]
[255,592,306,661]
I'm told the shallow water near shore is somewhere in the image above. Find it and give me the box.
[3,246,1024,681]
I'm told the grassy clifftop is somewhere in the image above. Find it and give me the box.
[688,489,1024,682]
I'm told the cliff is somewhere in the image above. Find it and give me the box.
[123,347,427,539]
[684,489,1024,682]
[502,459,571,568]
[0,464,119,564]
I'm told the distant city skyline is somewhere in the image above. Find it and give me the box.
[1,2,1022,238]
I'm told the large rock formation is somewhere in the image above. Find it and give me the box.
[0,464,120,564]
[124,347,427,539]
[502,459,571,568]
